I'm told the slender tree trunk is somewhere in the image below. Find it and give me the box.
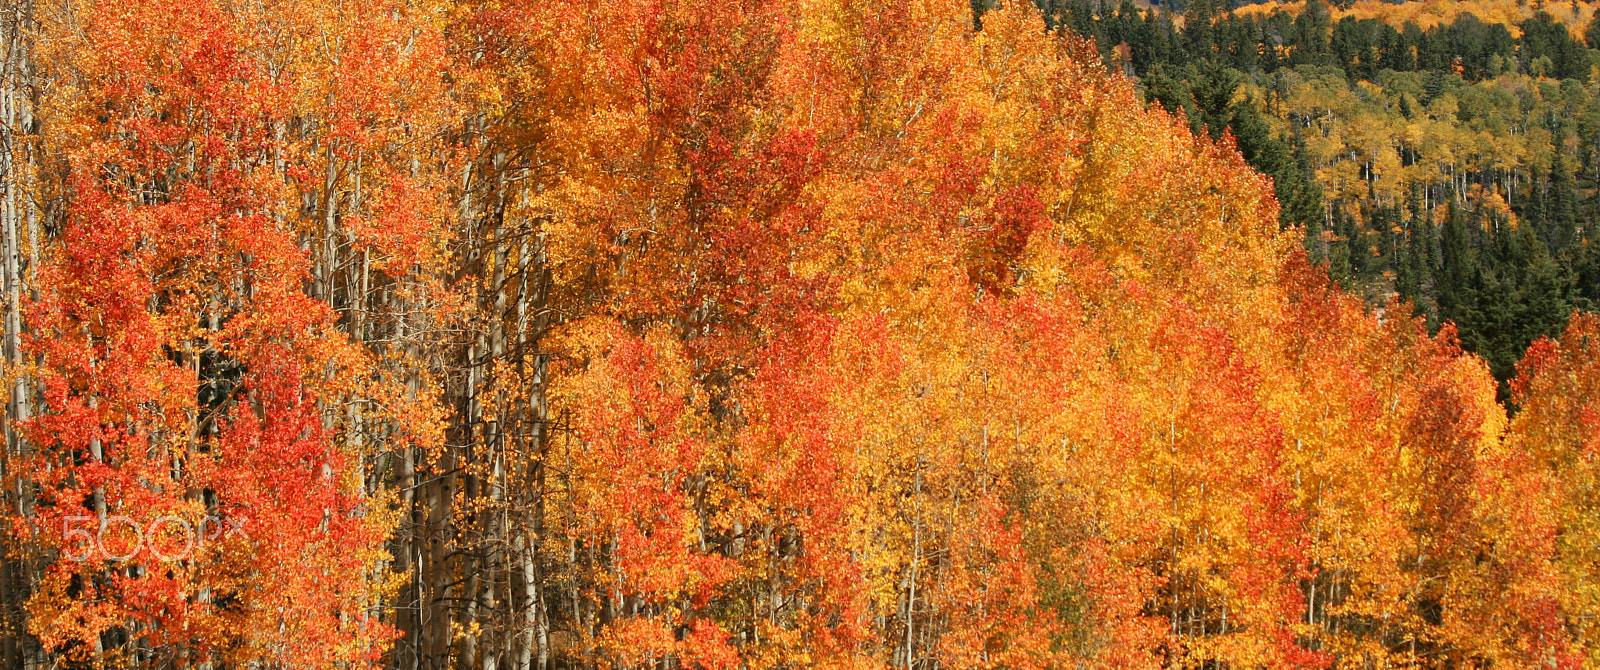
[1,3,39,662]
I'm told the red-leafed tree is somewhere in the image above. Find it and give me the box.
[10,0,450,665]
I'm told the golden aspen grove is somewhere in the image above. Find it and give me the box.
[1,0,1599,667]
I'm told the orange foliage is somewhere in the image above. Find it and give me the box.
[4,0,1598,667]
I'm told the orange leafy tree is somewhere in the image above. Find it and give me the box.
[5,0,451,665]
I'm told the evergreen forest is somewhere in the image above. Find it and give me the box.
[1047,0,1600,393]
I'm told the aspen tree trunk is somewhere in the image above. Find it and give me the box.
[322,147,339,303]
[425,429,458,669]
[509,226,546,670]
[466,179,510,670]
[525,231,552,670]
[397,430,421,670]
[902,460,925,670]
[0,2,37,665]
[390,198,425,670]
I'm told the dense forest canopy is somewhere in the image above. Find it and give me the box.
[1,0,1599,669]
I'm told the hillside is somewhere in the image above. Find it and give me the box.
[1,0,1599,668]
[1049,0,1600,396]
